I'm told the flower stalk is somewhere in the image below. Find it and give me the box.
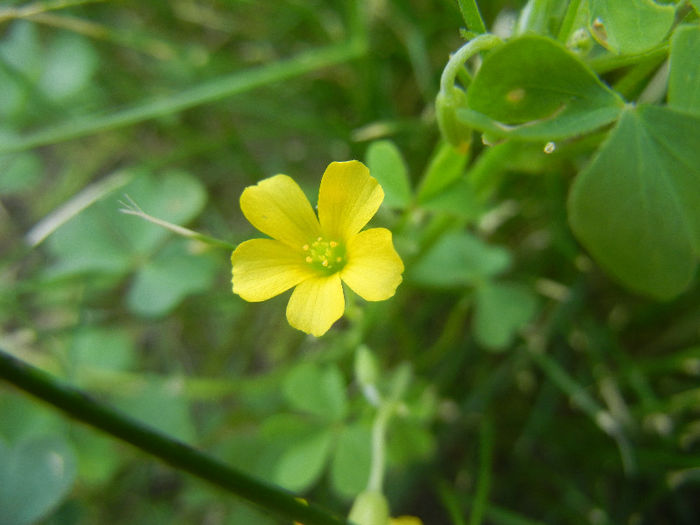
[0,348,347,525]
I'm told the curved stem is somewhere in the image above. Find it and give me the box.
[439,34,501,98]
[0,349,347,525]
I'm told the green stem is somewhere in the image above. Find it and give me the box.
[0,39,365,154]
[0,349,347,525]
[367,402,393,492]
[556,0,582,43]
[456,0,487,34]
[469,415,493,525]
[439,34,501,98]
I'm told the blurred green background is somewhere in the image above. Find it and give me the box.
[1,1,699,524]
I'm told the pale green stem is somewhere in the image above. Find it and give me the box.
[0,39,365,154]
[556,0,583,43]
[367,402,393,492]
[120,197,236,250]
[456,0,487,34]
[439,34,501,98]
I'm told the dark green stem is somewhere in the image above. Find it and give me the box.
[0,349,347,525]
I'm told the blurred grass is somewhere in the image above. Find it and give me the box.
[1,1,699,525]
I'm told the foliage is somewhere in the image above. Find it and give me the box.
[1,0,699,524]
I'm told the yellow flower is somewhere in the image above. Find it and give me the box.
[231,160,404,336]
[389,517,424,525]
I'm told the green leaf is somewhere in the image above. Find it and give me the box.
[273,429,334,492]
[0,392,65,444]
[692,0,700,14]
[668,25,700,116]
[588,0,675,55]
[568,105,700,299]
[47,169,207,277]
[0,436,77,525]
[330,423,372,499]
[70,325,135,375]
[409,231,511,288]
[460,35,623,141]
[0,149,42,194]
[70,427,121,487]
[126,239,218,317]
[39,31,98,101]
[121,169,207,254]
[387,418,435,465]
[416,141,468,202]
[114,379,196,443]
[282,362,348,422]
[474,281,539,350]
[419,178,482,219]
[0,21,41,120]
[365,140,412,209]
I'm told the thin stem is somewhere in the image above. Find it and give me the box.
[119,196,237,251]
[0,0,104,23]
[456,0,487,34]
[0,349,347,525]
[367,403,392,492]
[0,39,365,154]
[439,34,501,97]
[556,0,582,43]
[469,415,494,525]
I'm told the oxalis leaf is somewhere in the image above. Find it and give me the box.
[588,0,675,55]
[568,105,700,299]
[459,35,624,141]
[668,25,700,117]
[0,436,77,525]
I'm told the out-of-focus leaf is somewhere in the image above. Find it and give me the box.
[126,240,218,317]
[39,31,99,101]
[668,25,700,116]
[0,393,65,444]
[273,429,334,492]
[47,169,207,277]
[70,325,135,375]
[0,436,77,525]
[568,105,700,299]
[0,144,43,194]
[419,178,482,220]
[387,419,435,466]
[70,428,121,487]
[588,0,675,55]
[0,21,41,119]
[366,140,412,209]
[460,35,623,141]
[282,362,348,422]
[114,379,196,443]
[330,423,372,499]
[474,281,539,350]
[417,141,468,202]
[409,231,511,288]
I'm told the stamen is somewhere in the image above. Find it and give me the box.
[303,236,346,273]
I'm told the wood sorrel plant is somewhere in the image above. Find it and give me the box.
[438,0,700,300]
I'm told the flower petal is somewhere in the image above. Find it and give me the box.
[341,228,404,301]
[286,274,345,336]
[240,174,321,248]
[318,161,384,240]
[232,239,315,302]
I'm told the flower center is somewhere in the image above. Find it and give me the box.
[302,236,346,275]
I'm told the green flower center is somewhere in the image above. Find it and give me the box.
[302,236,347,275]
